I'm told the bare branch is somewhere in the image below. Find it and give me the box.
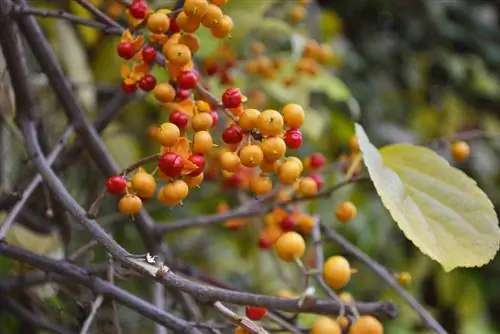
[80,294,104,334]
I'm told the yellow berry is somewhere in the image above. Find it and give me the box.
[281,103,305,129]
[296,213,316,234]
[249,174,273,195]
[191,112,213,131]
[339,292,353,303]
[158,184,181,206]
[239,145,264,168]
[130,171,157,198]
[178,33,200,54]
[172,179,189,200]
[397,272,411,286]
[275,231,305,262]
[175,11,201,33]
[311,316,342,334]
[259,159,279,173]
[220,151,241,172]
[286,156,303,172]
[277,160,302,185]
[147,12,170,33]
[451,140,470,161]
[201,4,223,28]
[349,316,383,334]
[183,0,209,20]
[233,325,249,334]
[239,108,260,131]
[157,122,180,146]
[182,172,204,188]
[323,256,351,289]
[260,137,286,162]
[257,109,284,136]
[118,194,143,215]
[166,44,192,66]
[335,201,357,223]
[289,5,306,22]
[193,131,213,154]
[297,177,318,197]
[211,15,233,38]
[153,83,176,103]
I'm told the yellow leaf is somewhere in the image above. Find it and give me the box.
[355,123,500,272]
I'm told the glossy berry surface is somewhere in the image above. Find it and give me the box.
[117,42,135,59]
[106,176,127,195]
[222,125,244,144]
[121,82,137,93]
[222,87,242,108]
[309,152,326,169]
[188,155,206,176]
[158,153,184,177]
[129,0,148,19]
[169,111,189,129]
[138,74,157,91]
[142,45,157,62]
[284,129,303,149]
[177,70,198,90]
[245,306,267,320]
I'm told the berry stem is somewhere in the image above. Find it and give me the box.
[344,152,362,181]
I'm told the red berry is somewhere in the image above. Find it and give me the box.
[245,306,268,320]
[258,236,272,249]
[210,111,218,127]
[280,215,296,231]
[138,74,157,91]
[310,153,326,169]
[158,153,184,177]
[117,42,135,60]
[206,63,219,76]
[129,0,148,19]
[169,110,189,129]
[175,89,190,101]
[222,172,243,189]
[169,16,180,34]
[188,155,206,176]
[106,176,127,195]
[284,129,303,149]
[222,125,244,144]
[309,173,324,190]
[121,81,137,93]
[142,45,157,63]
[177,70,198,90]
[222,87,242,108]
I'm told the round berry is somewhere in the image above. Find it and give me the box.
[309,152,325,170]
[239,108,260,131]
[222,87,242,108]
[275,231,306,262]
[193,130,213,154]
[138,74,157,91]
[158,153,184,177]
[211,15,233,38]
[282,103,305,129]
[183,0,209,20]
[284,129,303,149]
[153,83,176,103]
[201,4,223,28]
[259,159,279,173]
[177,70,198,90]
[210,111,218,127]
[280,215,296,231]
[335,201,357,223]
[141,45,157,63]
[212,0,228,6]
[166,44,192,66]
[220,151,241,172]
[147,12,170,33]
[175,11,200,33]
[157,122,180,146]
[129,0,148,19]
[349,316,383,334]
[107,176,127,195]
[118,194,143,215]
[397,272,412,285]
[222,125,244,144]
[257,109,284,136]
[245,306,267,321]
[117,42,135,59]
[175,89,190,101]
[296,214,316,234]
[260,137,286,162]
[451,140,470,161]
[169,111,189,129]
[258,235,273,249]
[277,160,302,185]
[239,145,264,168]
[309,173,324,190]
[121,81,137,93]
[249,174,273,195]
[178,33,201,54]
[323,256,351,289]
[188,154,206,176]
[191,112,214,131]
[183,172,204,188]
[311,316,341,334]
[131,171,157,198]
[169,15,180,34]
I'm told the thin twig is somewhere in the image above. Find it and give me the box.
[107,255,123,334]
[69,240,100,261]
[154,282,167,334]
[80,294,104,334]
[73,0,123,29]
[213,301,269,334]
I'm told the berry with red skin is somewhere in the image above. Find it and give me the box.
[129,0,148,19]
[177,70,198,90]
[121,81,137,93]
[280,215,296,231]
[222,87,242,108]
[188,155,206,176]
[142,45,157,63]
[245,306,268,320]
[175,89,190,101]
[284,129,303,149]
[158,153,184,177]
[258,236,272,249]
[169,110,189,129]
[169,16,180,34]
[222,125,244,144]
[222,172,243,189]
[309,173,324,190]
[106,176,127,195]
[117,42,135,60]
[210,111,218,127]
[138,74,157,91]
[310,152,325,169]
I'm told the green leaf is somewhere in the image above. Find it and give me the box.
[355,123,500,272]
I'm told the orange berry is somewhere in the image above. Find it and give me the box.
[166,44,192,66]
[317,44,333,64]
[201,4,223,28]
[212,0,228,6]
[191,112,213,131]
[451,140,470,161]
[239,145,264,168]
[211,15,233,38]
[335,201,357,223]
[397,272,411,286]
[323,255,351,289]
[348,135,359,153]
[147,126,160,140]
[182,172,204,188]
[257,109,284,136]
[157,122,180,146]
[289,5,306,22]
[311,316,342,334]
[302,40,320,59]
[239,108,260,131]
[260,137,286,162]
[259,159,279,173]
[130,171,157,198]
[118,194,143,215]
[175,11,200,33]
[281,103,305,129]
[178,33,200,54]
[147,12,170,33]
[220,151,241,172]
[158,184,181,206]
[196,100,211,112]
[153,83,176,103]
[287,156,303,172]
[233,326,249,334]
[183,0,209,20]
[277,160,302,185]
[249,174,273,195]
[297,177,318,197]
[275,231,306,262]
[349,316,383,334]
[193,130,213,154]
[339,292,354,303]
[338,316,350,329]
[296,213,316,234]
[172,179,189,200]
[250,42,266,55]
